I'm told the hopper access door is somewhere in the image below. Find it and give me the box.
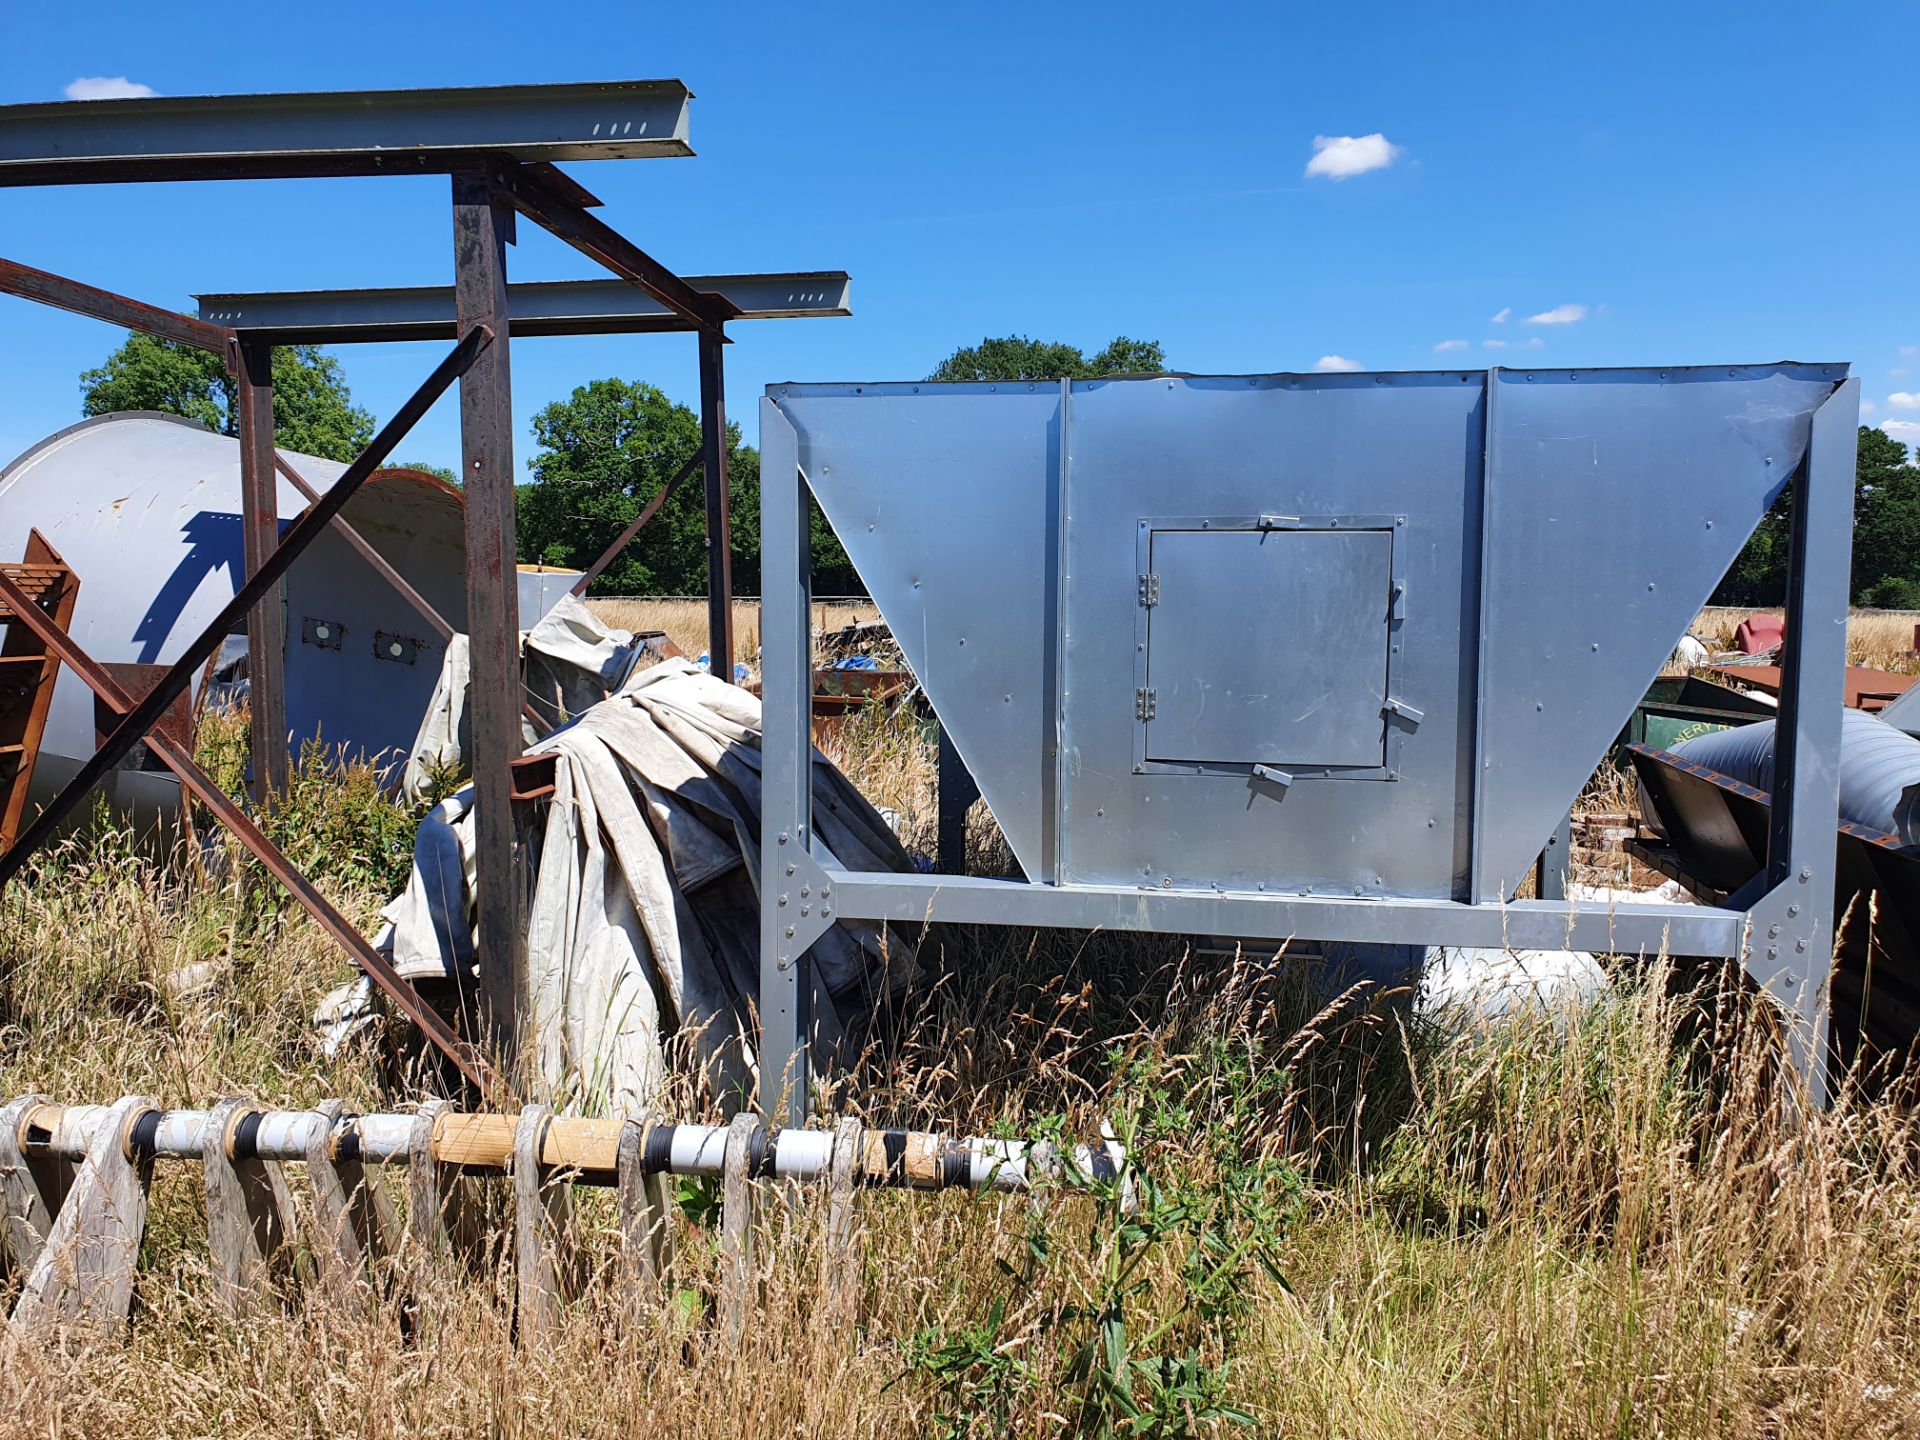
[1137,518,1403,779]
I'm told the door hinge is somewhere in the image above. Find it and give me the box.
[1137,572,1159,607]
[1135,687,1157,721]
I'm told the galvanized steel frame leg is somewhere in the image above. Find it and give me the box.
[453,171,525,1067]
[757,401,830,1126]
[1743,379,1859,1105]
[235,339,288,799]
[699,329,735,674]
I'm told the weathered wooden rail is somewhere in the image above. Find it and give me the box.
[0,1096,1122,1339]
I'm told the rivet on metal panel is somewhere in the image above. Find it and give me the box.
[1787,904,1800,917]
[1799,868,1812,882]
[800,886,809,899]
[785,864,795,876]
[1796,939,1808,953]
[778,833,789,845]
[1768,946,1779,960]
[778,894,787,907]
[1768,924,1780,938]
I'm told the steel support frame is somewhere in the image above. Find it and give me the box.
[755,383,1861,1121]
[452,172,524,1064]
[234,338,288,799]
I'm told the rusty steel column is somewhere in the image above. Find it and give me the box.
[698,327,734,675]
[453,171,524,1064]
[234,339,288,799]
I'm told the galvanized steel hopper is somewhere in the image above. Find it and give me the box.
[767,364,1848,902]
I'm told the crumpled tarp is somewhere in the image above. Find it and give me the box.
[376,617,918,1116]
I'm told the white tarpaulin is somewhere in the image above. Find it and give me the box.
[375,609,918,1116]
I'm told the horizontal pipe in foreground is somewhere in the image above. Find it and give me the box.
[13,1103,1122,1195]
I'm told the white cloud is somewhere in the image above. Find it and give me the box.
[64,75,156,100]
[1483,338,1509,349]
[1861,399,1878,415]
[1899,345,1918,360]
[1522,336,1545,349]
[1892,368,1911,379]
[1525,304,1587,326]
[1433,339,1468,352]
[1313,355,1364,372]
[1888,392,1920,411]
[1490,307,1511,325]
[1882,420,1920,454]
[1304,134,1401,181]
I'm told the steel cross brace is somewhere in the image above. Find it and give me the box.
[0,326,494,888]
[0,568,495,1098]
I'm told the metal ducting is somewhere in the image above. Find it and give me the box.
[0,412,468,819]
[1671,708,1920,839]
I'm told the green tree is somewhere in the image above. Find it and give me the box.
[1712,427,1920,607]
[517,377,762,596]
[80,332,374,462]
[927,334,1167,383]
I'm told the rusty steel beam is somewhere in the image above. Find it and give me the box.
[0,567,495,1098]
[569,450,702,598]
[490,161,737,337]
[0,256,232,353]
[697,329,735,670]
[0,326,494,888]
[452,172,524,1061]
[234,339,288,798]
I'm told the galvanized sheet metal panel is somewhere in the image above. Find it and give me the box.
[1472,364,1842,899]
[770,384,1063,879]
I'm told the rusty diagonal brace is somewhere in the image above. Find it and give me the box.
[0,326,495,888]
[488,162,738,338]
[274,455,552,738]
[0,567,496,1098]
[569,448,703,597]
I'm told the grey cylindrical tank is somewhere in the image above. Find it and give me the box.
[0,412,469,818]
[1673,708,1920,837]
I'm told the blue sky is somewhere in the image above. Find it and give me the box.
[2,1,1916,476]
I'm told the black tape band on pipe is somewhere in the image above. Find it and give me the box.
[335,1123,361,1164]
[750,1124,776,1179]
[127,1109,160,1161]
[231,1111,262,1162]
[939,1143,971,1189]
[882,1129,907,1184]
[642,1125,674,1176]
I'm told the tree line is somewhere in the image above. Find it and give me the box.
[75,332,1918,607]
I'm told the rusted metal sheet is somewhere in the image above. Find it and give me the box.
[1698,662,1917,713]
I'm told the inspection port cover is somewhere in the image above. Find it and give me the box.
[1143,524,1393,771]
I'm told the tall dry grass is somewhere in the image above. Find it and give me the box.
[3,697,1920,1435]
[1694,606,1920,674]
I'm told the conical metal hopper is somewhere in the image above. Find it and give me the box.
[770,364,1846,902]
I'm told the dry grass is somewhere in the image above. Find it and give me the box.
[4,700,1920,1435]
[1694,606,1920,674]
[586,598,885,666]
